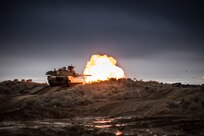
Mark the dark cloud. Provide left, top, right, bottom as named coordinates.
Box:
left=0, top=0, right=203, bottom=83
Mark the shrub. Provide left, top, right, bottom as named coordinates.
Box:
left=189, top=102, right=198, bottom=111
left=144, top=86, right=150, bottom=90
left=26, top=79, right=32, bottom=82
left=167, top=101, right=179, bottom=109
left=14, top=79, right=19, bottom=82
left=191, top=95, right=199, bottom=102
left=200, top=84, right=204, bottom=91
left=21, top=79, right=25, bottom=82
left=181, top=98, right=191, bottom=110
left=201, top=100, right=204, bottom=108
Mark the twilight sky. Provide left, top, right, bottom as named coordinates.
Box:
left=0, top=0, right=204, bottom=84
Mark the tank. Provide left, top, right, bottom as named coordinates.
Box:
left=46, top=65, right=89, bottom=86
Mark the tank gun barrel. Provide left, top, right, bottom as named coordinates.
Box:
left=78, top=74, right=91, bottom=76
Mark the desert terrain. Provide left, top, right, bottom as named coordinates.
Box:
left=0, top=79, right=204, bottom=135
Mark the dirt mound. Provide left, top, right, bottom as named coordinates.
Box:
left=0, top=80, right=47, bottom=95
left=0, top=79, right=203, bottom=121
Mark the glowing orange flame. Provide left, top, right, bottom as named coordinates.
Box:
left=83, top=54, right=125, bottom=83
left=116, top=130, right=122, bottom=136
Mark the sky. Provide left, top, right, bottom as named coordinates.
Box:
left=0, top=0, right=204, bottom=84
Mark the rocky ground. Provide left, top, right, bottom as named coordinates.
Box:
left=0, top=79, right=204, bottom=135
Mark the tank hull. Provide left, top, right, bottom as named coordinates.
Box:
left=47, top=76, right=84, bottom=86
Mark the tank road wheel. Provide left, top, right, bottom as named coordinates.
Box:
left=66, top=80, right=71, bottom=87
left=64, top=76, right=70, bottom=87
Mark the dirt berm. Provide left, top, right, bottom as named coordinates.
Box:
left=0, top=79, right=204, bottom=135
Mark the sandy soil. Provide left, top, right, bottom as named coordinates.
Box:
left=0, top=80, right=204, bottom=135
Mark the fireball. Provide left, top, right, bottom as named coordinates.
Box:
left=83, top=54, right=125, bottom=83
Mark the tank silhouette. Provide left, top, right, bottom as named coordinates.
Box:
left=46, top=65, right=89, bottom=86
